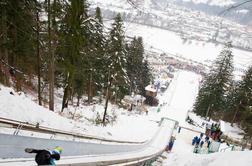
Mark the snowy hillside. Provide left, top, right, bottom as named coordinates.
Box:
left=123, top=22, right=252, bottom=76
left=150, top=118, right=249, bottom=166
left=0, top=84, right=159, bottom=142
left=89, top=0, right=252, bottom=52
left=178, top=0, right=235, bottom=7
left=89, top=0, right=252, bottom=78
left=172, top=0, right=252, bottom=24
left=161, top=140, right=252, bottom=166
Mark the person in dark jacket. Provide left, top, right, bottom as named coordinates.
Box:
left=200, top=133, right=204, bottom=138
left=196, top=137, right=201, bottom=146
left=192, top=136, right=198, bottom=145
left=168, top=139, right=175, bottom=152
left=200, top=140, right=204, bottom=148
left=25, top=146, right=62, bottom=165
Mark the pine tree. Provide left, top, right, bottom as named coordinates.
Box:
left=0, top=0, right=10, bottom=85
left=107, top=13, right=129, bottom=100
left=59, top=0, right=89, bottom=111
left=227, top=66, right=252, bottom=130
left=127, top=37, right=139, bottom=94
left=241, top=109, right=252, bottom=142
left=193, top=42, right=234, bottom=120
left=35, top=0, right=42, bottom=105
left=93, top=6, right=106, bottom=86
left=139, top=60, right=152, bottom=96
left=0, top=0, right=37, bottom=90
left=48, top=0, right=55, bottom=111
left=126, top=36, right=150, bottom=96
left=85, top=6, right=106, bottom=103
left=224, top=80, right=239, bottom=123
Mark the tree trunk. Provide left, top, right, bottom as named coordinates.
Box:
left=250, top=138, right=252, bottom=150
left=13, top=23, right=22, bottom=92
left=231, top=106, right=239, bottom=127
left=88, top=71, right=93, bottom=104
left=103, top=70, right=111, bottom=125
left=77, top=96, right=80, bottom=106
left=1, top=6, right=9, bottom=86
left=36, top=10, right=42, bottom=106
left=48, top=0, right=54, bottom=111
left=61, top=84, right=69, bottom=112
left=61, top=72, right=73, bottom=112
left=61, top=73, right=69, bottom=112
left=205, top=104, right=211, bottom=121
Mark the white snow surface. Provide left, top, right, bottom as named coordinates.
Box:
left=0, top=70, right=202, bottom=142
left=0, top=85, right=158, bottom=142
left=122, top=22, right=252, bottom=75
left=91, top=0, right=235, bottom=8
left=0, top=70, right=250, bottom=165
left=153, top=123, right=251, bottom=166
left=181, top=0, right=235, bottom=7
left=162, top=145, right=252, bottom=166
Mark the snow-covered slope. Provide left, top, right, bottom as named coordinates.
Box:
left=89, top=0, right=252, bottom=78
left=180, top=0, right=235, bottom=7
left=0, top=84, right=159, bottom=142
left=90, top=0, right=252, bottom=49
left=0, top=86, right=77, bottom=131
left=163, top=150, right=252, bottom=166
left=113, top=21, right=251, bottom=78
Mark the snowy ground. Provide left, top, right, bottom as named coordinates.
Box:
left=120, top=22, right=252, bottom=78
left=153, top=128, right=252, bottom=166
left=0, top=69, right=244, bottom=141
left=0, top=84, right=159, bottom=142
left=150, top=115, right=248, bottom=166
left=0, top=69, right=250, bottom=165
left=0, top=70, right=202, bottom=142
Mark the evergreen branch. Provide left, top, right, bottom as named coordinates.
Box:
left=81, top=17, right=111, bottom=30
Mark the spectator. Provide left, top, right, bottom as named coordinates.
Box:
left=200, top=140, right=204, bottom=148
left=192, top=136, right=198, bottom=145
left=167, top=136, right=176, bottom=152
left=178, top=127, right=181, bottom=133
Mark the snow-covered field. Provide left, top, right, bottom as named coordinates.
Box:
left=0, top=1, right=251, bottom=165
left=0, top=85, right=158, bottom=142
left=122, top=22, right=252, bottom=75
left=0, top=70, right=201, bottom=141
left=90, top=0, right=252, bottom=78
left=155, top=129, right=252, bottom=166
left=179, top=0, right=235, bottom=7
left=0, top=69, right=250, bottom=165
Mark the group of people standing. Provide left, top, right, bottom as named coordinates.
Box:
left=192, top=133, right=210, bottom=153
left=205, top=123, right=223, bottom=142
left=192, top=122, right=224, bottom=153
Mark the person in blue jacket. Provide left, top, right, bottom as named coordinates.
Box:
left=192, top=136, right=198, bottom=145
left=196, top=137, right=201, bottom=146
left=25, top=146, right=62, bottom=165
